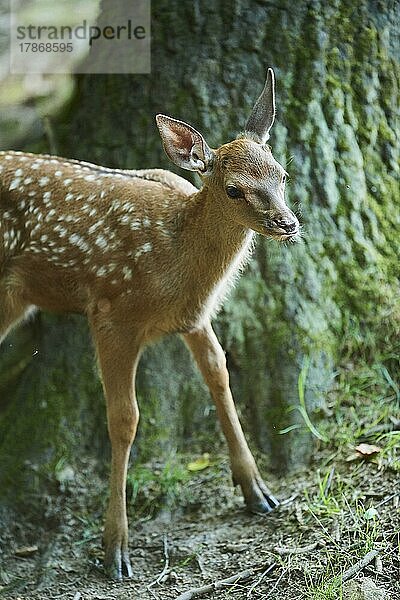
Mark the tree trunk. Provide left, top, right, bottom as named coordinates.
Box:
left=0, top=0, right=398, bottom=498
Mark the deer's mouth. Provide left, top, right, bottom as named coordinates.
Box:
left=261, top=220, right=300, bottom=240
left=265, top=230, right=299, bottom=241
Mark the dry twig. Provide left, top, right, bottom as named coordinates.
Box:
left=375, top=492, right=399, bottom=508
left=266, top=566, right=287, bottom=596
left=280, top=492, right=299, bottom=506
left=246, top=563, right=277, bottom=598
left=342, top=550, right=378, bottom=582
left=174, top=562, right=276, bottom=600
left=147, top=534, right=170, bottom=597
left=274, top=541, right=318, bottom=555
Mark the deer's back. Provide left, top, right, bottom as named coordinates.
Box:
left=0, top=151, right=254, bottom=337
left=0, top=152, right=200, bottom=321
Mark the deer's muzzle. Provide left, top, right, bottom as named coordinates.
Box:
left=264, top=212, right=299, bottom=238
left=271, top=218, right=298, bottom=234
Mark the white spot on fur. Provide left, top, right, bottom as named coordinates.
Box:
left=68, top=234, right=90, bottom=252
left=9, top=178, right=21, bottom=191
left=122, top=202, right=133, bottom=212
left=39, top=177, right=49, bottom=186
left=155, top=219, right=170, bottom=235
left=95, top=235, right=107, bottom=249
left=69, top=234, right=80, bottom=245
left=134, top=242, right=152, bottom=260
left=78, top=239, right=89, bottom=251
left=130, top=220, right=141, bottom=230
left=54, top=225, right=67, bottom=237
left=45, top=209, right=56, bottom=221
left=122, top=266, right=132, bottom=280
left=88, top=221, right=102, bottom=234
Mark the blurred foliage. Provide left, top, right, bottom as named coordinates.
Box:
left=0, top=0, right=98, bottom=147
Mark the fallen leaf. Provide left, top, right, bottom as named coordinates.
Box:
left=355, top=443, right=381, bottom=457
left=187, top=453, right=211, bottom=472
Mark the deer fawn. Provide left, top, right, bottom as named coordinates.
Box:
left=0, top=68, right=299, bottom=580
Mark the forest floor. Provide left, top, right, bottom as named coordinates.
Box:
left=0, top=437, right=399, bottom=600
left=1, top=356, right=400, bottom=600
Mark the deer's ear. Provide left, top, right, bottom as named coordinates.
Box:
left=245, top=68, right=276, bottom=143
left=156, top=115, right=213, bottom=173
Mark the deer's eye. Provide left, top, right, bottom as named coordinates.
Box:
left=226, top=185, right=244, bottom=199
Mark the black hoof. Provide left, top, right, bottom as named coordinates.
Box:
left=244, top=477, right=280, bottom=515
left=247, top=492, right=279, bottom=514
left=104, top=547, right=133, bottom=581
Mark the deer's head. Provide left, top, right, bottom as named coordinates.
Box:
left=156, top=68, right=299, bottom=241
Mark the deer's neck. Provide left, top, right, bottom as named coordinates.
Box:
left=182, top=186, right=253, bottom=265
left=175, top=186, right=255, bottom=324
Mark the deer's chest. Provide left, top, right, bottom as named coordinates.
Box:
left=174, top=231, right=255, bottom=331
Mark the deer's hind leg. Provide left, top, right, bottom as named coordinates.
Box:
left=0, top=280, right=33, bottom=344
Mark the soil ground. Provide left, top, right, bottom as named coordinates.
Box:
left=0, top=445, right=399, bottom=600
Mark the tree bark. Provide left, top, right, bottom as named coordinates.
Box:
left=0, top=0, right=399, bottom=498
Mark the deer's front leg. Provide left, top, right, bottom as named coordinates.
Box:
left=90, top=319, right=142, bottom=580
left=183, top=322, right=279, bottom=514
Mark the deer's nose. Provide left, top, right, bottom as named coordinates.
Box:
left=272, top=218, right=298, bottom=234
